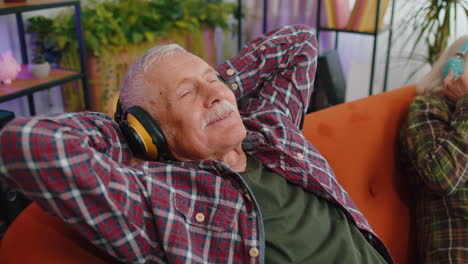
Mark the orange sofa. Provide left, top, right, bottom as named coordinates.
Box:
left=0, top=85, right=418, bottom=264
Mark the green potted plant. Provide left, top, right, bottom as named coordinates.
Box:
left=397, top=1, right=468, bottom=76
left=26, top=16, right=61, bottom=78
left=26, top=0, right=236, bottom=113
left=29, top=50, right=51, bottom=79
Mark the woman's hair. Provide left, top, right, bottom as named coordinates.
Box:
left=119, top=44, right=187, bottom=112
left=417, top=35, right=468, bottom=95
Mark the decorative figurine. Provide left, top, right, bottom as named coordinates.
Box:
left=0, top=51, right=21, bottom=84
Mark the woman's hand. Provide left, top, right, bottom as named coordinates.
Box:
left=443, top=71, right=468, bottom=101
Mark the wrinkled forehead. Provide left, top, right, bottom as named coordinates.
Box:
left=144, top=52, right=212, bottom=94
left=141, top=52, right=212, bottom=110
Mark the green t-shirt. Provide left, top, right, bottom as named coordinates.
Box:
left=240, top=155, right=387, bottom=264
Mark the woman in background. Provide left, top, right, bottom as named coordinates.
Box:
left=399, top=36, right=467, bottom=264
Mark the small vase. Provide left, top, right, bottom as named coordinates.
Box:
left=29, top=62, right=51, bottom=78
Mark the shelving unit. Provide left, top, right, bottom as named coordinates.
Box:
left=0, top=0, right=90, bottom=115
left=316, top=0, right=396, bottom=96
left=236, top=0, right=396, bottom=96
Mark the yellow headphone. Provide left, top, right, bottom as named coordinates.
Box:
left=113, top=96, right=169, bottom=160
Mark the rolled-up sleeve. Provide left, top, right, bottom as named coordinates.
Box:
left=216, top=24, right=318, bottom=129
left=0, top=112, right=164, bottom=263
left=399, top=95, right=467, bottom=195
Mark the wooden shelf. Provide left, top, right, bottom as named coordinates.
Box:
left=318, top=25, right=391, bottom=35
left=0, top=0, right=90, bottom=114
left=0, top=0, right=78, bottom=15
left=0, top=65, right=82, bottom=103
left=316, top=0, right=396, bottom=95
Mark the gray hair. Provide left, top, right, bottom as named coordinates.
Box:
left=119, top=44, right=187, bottom=114
left=417, top=35, right=468, bottom=95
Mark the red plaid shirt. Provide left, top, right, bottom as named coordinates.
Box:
left=0, top=25, right=392, bottom=263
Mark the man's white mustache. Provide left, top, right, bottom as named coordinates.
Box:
left=201, top=101, right=236, bottom=129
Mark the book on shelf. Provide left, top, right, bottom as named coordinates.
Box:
left=346, top=0, right=391, bottom=33
left=322, top=0, right=352, bottom=29
left=345, top=0, right=366, bottom=31
left=360, top=0, right=391, bottom=32
left=323, top=0, right=336, bottom=28
left=333, top=0, right=351, bottom=29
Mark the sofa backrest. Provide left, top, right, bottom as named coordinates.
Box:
left=302, top=85, right=418, bottom=264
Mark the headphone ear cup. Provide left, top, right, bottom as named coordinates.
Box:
left=124, top=106, right=169, bottom=160
left=119, top=121, right=147, bottom=156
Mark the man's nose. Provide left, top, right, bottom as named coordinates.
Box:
left=202, top=81, right=223, bottom=108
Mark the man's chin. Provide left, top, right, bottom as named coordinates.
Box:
left=219, top=126, right=246, bottom=149
left=205, top=124, right=245, bottom=147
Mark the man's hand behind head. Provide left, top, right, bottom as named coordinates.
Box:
left=443, top=72, right=468, bottom=102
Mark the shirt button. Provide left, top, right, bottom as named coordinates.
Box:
left=226, top=68, right=235, bottom=75
left=280, top=165, right=285, bottom=171
left=195, top=213, right=205, bottom=223
left=259, top=45, right=266, bottom=51
left=249, top=247, right=259, bottom=258
left=296, top=153, right=304, bottom=159
left=245, top=193, right=252, bottom=202
left=231, top=83, right=239, bottom=90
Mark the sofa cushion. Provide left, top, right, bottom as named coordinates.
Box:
left=302, top=85, right=417, bottom=264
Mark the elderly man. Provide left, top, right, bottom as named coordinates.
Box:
left=0, top=25, right=391, bottom=263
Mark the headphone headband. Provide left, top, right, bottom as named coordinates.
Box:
left=114, top=97, right=123, bottom=123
